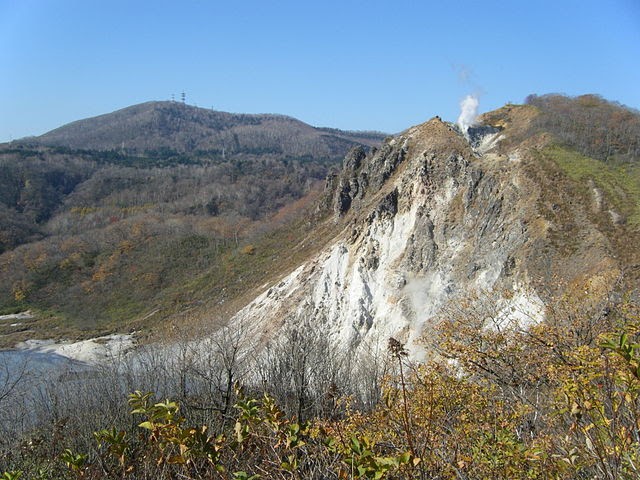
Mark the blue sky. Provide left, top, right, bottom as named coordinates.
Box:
left=1, top=0, right=639, bottom=141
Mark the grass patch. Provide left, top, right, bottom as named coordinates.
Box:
left=544, top=145, right=640, bottom=227
left=0, top=305, right=28, bottom=316
left=0, top=307, right=87, bottom=348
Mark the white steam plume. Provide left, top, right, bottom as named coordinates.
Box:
left=457, top=94, right=479, bottom=135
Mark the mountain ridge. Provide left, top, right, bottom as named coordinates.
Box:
left=223, top=101, right=640, bottom=358
left=3, top=94, right=640, bottom=480
left=17, top=101, right=386, bottom=157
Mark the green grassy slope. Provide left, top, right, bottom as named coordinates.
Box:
left=544, top=145, right=640, bottom=228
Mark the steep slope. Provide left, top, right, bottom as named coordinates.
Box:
left=224, top=104, right=637, bottom=357
left=23, top=101, right=385, bottom=156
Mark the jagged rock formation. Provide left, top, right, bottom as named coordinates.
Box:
left=227, top=105, right=630, bottom=357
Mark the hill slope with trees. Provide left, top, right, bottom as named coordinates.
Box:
left=0, top=103, right=385, bottom=343
left=24, top=101, right=384, bottom=156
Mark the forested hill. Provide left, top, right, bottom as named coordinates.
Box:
left=3, top=94, right=638, bottom=349
left=19, top=101, right=385, bottom=157
left=524, top=93, right=640, bottom=162
left=0, top=102, right=386, bottom=343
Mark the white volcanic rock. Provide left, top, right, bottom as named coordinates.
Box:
left=224, top=111, right=621, bottom=359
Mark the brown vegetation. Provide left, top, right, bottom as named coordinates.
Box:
left=1, top=293, right=639, bottom=479
left=525, top=94, right=640, bottom=163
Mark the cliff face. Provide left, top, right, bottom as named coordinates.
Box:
left=227, top=106, right=624, bottom=357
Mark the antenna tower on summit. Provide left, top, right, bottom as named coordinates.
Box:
left=181, top=92, right=186, bottom=104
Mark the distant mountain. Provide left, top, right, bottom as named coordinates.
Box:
left=22, top=101, right=385, bottom=158
left=0, top=102, right=386, bottom=344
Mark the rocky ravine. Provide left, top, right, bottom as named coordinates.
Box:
left=226, top=107, right=622, bottom=358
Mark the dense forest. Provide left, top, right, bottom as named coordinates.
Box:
left=0, top=145, right=345, bottom=340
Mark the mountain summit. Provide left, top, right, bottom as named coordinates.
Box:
left=26, top=101, right=384, bottom=157
left=226, top=97, right=640, bottom=357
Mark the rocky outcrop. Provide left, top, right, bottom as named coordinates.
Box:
left=227, top=111, right=623, bottom=358
left=333, top=146, right=367, bottom=216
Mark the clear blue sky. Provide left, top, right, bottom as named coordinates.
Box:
left=1, top=0, right=639, bottom=142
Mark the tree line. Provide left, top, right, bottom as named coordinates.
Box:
left=525, top=94, right=640, bottom=163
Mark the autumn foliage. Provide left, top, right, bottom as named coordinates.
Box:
left=1, top=295, right=639, bottom=479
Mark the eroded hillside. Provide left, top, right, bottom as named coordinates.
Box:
left=225, top=101, right=639, bottom=357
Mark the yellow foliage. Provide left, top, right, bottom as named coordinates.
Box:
left=130, top=221, right=146, bottom=238
left=59, top=252, right=83, bottom=270
left=24, top=249, right=48, bottom=271
left=118, top=240, right=134, bottom=254
left=331, top=361, right=556, bottom=479
left=70, top=206, right=98, bottom=216
left=92, top=265, right=111, bottom=282
left=81, top=280, right=94, bottom=293
left=12, top=280, right=29, bottom=301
